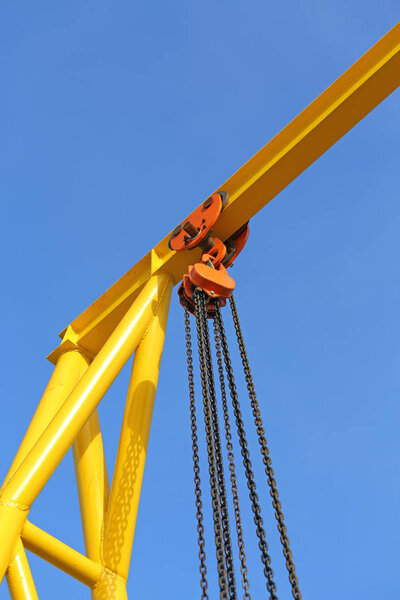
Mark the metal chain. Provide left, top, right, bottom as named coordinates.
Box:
left=213, top=304, right=278, bottom=600
left=213, top=314, right=252, bottom=600
left=193, top=290, right=228, bottom=599
left=184, top=304, right=209, bottom=599
left=229, top=294, right=302, bottom=600
left=197, top=292, right=237, bottom=600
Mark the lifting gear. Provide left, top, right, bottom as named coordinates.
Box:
left=171, top=197, right=301, bottom=600
left=184, top=293, right=302, bottom=600
left=170, top=191, right=249, bottom=316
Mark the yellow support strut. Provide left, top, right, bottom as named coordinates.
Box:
left=21, top=521, right=102, bottom=588
left=73, top=410, right=110, bottom=565
left=103, top=281, right=171, bottom=579
left=5, top=539, right=38, bottom=600
left=2, top=345, right=91, bottom=599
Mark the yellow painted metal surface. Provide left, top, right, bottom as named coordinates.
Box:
left=22, top=521, right=102, bottom=587
left=48, top=21, right=400, bottom=359
left=102, top=279, right=172, bottom=580
left=73, top=410, right=109, bottom=564
left=1, top=348, right=90, bottom=598
left=3, top=349, right=90, bottom=488
left=91, top=573, right=128, bottom=600
left=6, top=539, right=38, bottom=600
left=0, top=273, right=172, bottom=582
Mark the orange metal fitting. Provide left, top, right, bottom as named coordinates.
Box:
left=168, top=192, right=228, bottom=252
left=170, top=192, right=249, bottom=315
left=223, top=222, right=249, bottom=268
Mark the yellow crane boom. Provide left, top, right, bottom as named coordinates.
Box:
left=48, top=20, right=400, bottom=361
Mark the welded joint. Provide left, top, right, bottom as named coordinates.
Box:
left=47, top=327, right=95, bottom=365
left=91, top=565, right=127, bottom=594
left=0, top=497, right=30, bottom=513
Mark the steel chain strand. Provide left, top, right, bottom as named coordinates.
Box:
left=193, top=290, right=228, bottom=599
left=184, top=304, right=209, bottom=599
left=213, top=314, right=252, bottom=600
left=198, top=293, right=237, bottom=600
left=213, top=304, right=278, bottom=600
left=229, top=295, right=302, bottom=600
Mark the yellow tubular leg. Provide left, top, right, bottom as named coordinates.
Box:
left=3, top=349, right=91, bottom=488
left=73, top=409, right=109, bottom=562
left=102, top=274, right=172, bottom=582
left=6, top=539, right=38, bottom=600
left=2, top=348, right=90, bottom=596
left=0, top=273, right=172, bottom=583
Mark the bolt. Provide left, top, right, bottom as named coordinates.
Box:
left=203, top=197, right=213, bottom=209
left=183, top=221, right=198, bottom=237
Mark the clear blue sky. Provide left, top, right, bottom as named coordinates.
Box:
left=1, top=2, right=399, bottom=599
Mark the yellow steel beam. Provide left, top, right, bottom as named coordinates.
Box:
left=21, top=521, right=102, bottom=588
left=48, top=21, right=400, bottom=361
left=1, top=347, right=90, bottom=598
left=73, top=410, right=109, bottom=565
left=6, top=539, right=38, bottom=600
left=102, top=279, right=171, bottom=581
left=3, top=350, right=90, bottom=488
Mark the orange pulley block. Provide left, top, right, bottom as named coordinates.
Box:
left=169, top=191, right=249, bottom=316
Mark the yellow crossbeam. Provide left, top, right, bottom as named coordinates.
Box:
left=22, top=521, right=102, bottom=587
left=49, top=21, right=400, bottom=360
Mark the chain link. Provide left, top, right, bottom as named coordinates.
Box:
left=197, top=292, right=237, bottom=600
left=213, top=314, right=252, bottom=600
left=193, top=291, right=228, bottom=599
left=184, top=304, right=209, bottom=599
left=229, top=295, right=302, bottom=600
left=213, top=303, right=278, bottom=600
left=185, top=289, right=301, bottom=600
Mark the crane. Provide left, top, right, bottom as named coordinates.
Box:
left=0, top=20, right=399, bottom=600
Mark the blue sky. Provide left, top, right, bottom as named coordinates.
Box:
left=1, top=2, right=399, bottom=599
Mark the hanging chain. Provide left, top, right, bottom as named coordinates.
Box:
left=184, top=304, right=209, bottom=599
left=213, top=315, right=252, bottom=600
left=213, top=304, right=278, bottom=600
left=197, top=292, right=237, bottom=600
left=193, top=290, right=228, bottom=599
left=229, top=295, right=302, bottom=600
